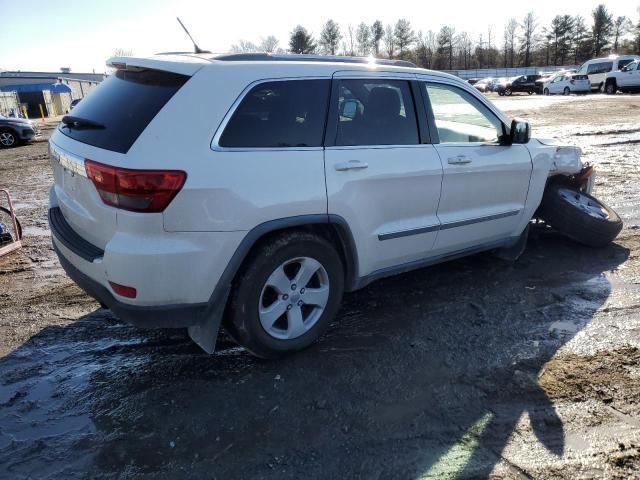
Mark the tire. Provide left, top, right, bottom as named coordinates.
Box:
left=543, top=88, right=550, bottom=95
left=0, top=129, right=18, bottom=148
left=498, top=91, right=505, bottom=96
left=605, top=82, right=617, bottom=95
left=528, top=90, right=533, bottom=95
left=505, top=88, right=512, bottom=96
left=227, top=232, right=344, bottom=358
left=0, top=206, right=22, bottom=240
left=563, top=87, right=570, bottom=96
left=538, top=183, right=623, bottom=248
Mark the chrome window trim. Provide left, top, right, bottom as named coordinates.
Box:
left=210, top=76, right=330, bottom=152
left=377, top=209, right=521, bottom=241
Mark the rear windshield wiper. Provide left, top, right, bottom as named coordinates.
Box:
left=61, top=115, right=105, bottom=129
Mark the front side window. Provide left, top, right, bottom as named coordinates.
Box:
left=335, top=79, right=419, bottom=146
left=425, top=83, right=504, bottom=144
left=618, top=59, right=634, bottom=70
left=219, top=80, right=330, bottom=148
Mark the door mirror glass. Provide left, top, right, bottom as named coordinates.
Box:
left=510, top=119, right=530, bottom=144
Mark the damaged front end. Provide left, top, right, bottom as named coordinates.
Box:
left=538, top=140, right=595, bottom=193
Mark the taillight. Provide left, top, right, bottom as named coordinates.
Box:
left=84, top=160, right=186, bottom=213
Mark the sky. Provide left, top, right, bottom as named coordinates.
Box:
left=0, top=0, right=638, bottom=73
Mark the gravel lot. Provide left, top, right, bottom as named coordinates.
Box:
left=1, top=93, right=639, bottom=479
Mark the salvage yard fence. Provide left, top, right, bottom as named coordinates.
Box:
left=444, top=65, right=579, bottom=80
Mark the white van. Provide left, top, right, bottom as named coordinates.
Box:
left=576, top=55, right=640, bottom=91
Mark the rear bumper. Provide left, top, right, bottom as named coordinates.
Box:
left=54, top=242, right=208, bottom=328
left=49, top=206, right=211, bottom=329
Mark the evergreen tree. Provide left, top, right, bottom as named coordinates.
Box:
left=370, top=20, right=384, bottom=56
left=289, top=25, right=316, bottom=54
left=591, top=4, right=613, bottom=56
left=394, top=19, right=416, bottom=58
left=356, top=22, right=371, bottom=56
left=319, top=20, right=341, bottom=55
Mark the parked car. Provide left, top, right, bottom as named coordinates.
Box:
left=473, top=79, right=490, bottom=92
left=576, top=55, right=640, bottom=92
left=48, top=53, right=622, bottom=358
left=540, top=73, right=590, bottom=95
left=496, top=75, right=540, bottom=96
left=0, top=114, right=39, bottom=148
left=69, top=99, right=82, bottom=111
left=604, top=60, right=640, bottom=94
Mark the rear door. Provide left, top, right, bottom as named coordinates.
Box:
left=418, top=79, right=532, bottom=254
left=324, top=73, right=443, bottom=277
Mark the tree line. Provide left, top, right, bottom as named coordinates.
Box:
left=231, top=4, right=640, bottom=70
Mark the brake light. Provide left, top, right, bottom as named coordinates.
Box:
left=85, top=160, right=186, bottom=212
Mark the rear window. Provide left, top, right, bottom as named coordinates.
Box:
left=573, top=74, right=589, bottom=80
left=58, top=69, right=189, bottom=154
left=587, top=62, right=613, bottom=75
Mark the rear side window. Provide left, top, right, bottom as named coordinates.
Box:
left=335, top=79, right=419, bottom=146
left=587, top=62, right=613, bottom=75
left=59, top=69, right=189, bottom=154
left=219, top=80, right=330, bottom=148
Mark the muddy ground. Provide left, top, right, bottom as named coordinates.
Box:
left=1, top=94, right=640, bottom=479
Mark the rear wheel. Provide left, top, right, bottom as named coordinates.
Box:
left=0, top=130, right=18, bottom=148
left=543, top=88, right=550, bottom=95
left=505, top=88, right=512, bottom=96
left=528, top=90, right=534, bottom=95
left=538, top=183, right=623, bottom=247
left=563, top=87, right=570, bottom=96
left=227, top=232, right=344, bottom=358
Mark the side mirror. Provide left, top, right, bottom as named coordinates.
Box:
left=510, top=119, right=531, bottom=144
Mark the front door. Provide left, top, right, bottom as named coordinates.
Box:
left=419, top=81, right=533, bottom=254
left=324, top=75, right=443, bottom=277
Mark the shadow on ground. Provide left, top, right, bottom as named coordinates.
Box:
left=0, top=228, right=630, bottom=479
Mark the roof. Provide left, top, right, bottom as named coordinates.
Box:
left=0, top=83, right=72, bottom=94
left=210, top=53, right=417, bottom=68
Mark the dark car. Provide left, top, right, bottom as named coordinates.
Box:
left=496, top=75, right=540, bottom=96
left=69, top=98, right=81, bottom=111
left=0, top=114, right=39, bottom=148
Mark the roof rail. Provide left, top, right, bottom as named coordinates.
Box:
left=211, top=53, right=417, bottom=68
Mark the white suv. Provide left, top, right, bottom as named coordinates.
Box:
left=604, top=60, right=640, bottom=94
left=49, top=53, right=622, bottom=357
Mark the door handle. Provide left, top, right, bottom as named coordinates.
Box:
left=334, top=160, right=369, bottom=171
left=447, top=155, right=472, bottom=165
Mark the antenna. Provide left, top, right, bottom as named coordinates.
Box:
left=176, top=17, right=210, bottom=54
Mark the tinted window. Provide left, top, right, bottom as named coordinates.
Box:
left=587, top=62, right=613, bottom=75
left=425, top=83, right=504, bottom=144
left=220, top=80, right=330, bottom=148
left=618, top=59, right=634, bottom=69
left=59, top=69, right=189, bottom=154
left=335, top=79, right=418, bottom=146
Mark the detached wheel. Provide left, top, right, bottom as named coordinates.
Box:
left=0, top=130, right=18, bottom=148
left=539, top=184, right=622, bottom=247
left=227, top=232, right=344, bottom=358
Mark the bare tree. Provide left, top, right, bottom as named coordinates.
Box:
left=230, top=40, right=259, bottom=53
left=342, top=24, right=356, bottom=56
left=519, top=12, right=537, bottom=67
left=356, top=22, right=371, bottom=56
left=260, top=36, right=280, bottom=53
left=383, top=24, right=395, bottom=58
left=319, top=20, right=342, bottom=55
left=505, top=19, right=518, bottom=67
left=612, top=16, right=632, bottom=51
